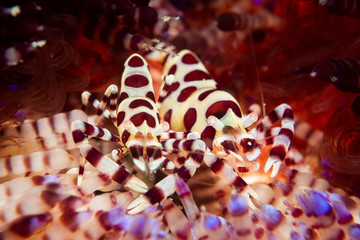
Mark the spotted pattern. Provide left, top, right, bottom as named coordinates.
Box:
left=159, top=49, right=295, bottom=182
left=117, top=111, right=126, bottom=126
left=201, top=126, right=216, bottom=149
left=182, top=53, right=198, bottom=64
left=130, top=112, right=156, bottom=128
left=198, top=89, right=217, bottom=101
left=164, top=109, right=172, bottom=124
left=129, top=99, right=154, bottom=110
left=183, top=108, right=197, bottom=131
left=146, top=91, right=155, bottom=101
left=119, top=92, right=129, bottom=103
left=205, top=101, right=242, bottom=119
left=124, top=74, right=149, bottom=88
left=177, top=86, right=197, bottom=102
left=128, top=55, right=144, bottom=67
left=168, top=65, right=177, bottom=75
left=184, top=70, right=211, bottom=82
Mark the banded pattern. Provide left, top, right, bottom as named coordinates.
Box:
left=0, top=149, right=73, bottom=177
left=0, top=110, right=88, bottom=156
left=158, top=49, right=294, bottom=177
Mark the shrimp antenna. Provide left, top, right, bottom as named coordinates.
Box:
left=249, top=33, right=266, bottom=118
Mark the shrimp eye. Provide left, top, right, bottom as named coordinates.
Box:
left=240, top=138, right=257, bottom=153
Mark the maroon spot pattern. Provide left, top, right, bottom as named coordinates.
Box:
left=198, top=89, right=217, bottom=101
left=164, top=109, right=172, bottom=124
left=128, top=55, right=144, bottom=67
left=164, top=82, right=180, bottom=100
left=184, top=70, right=211, bottom=82
left=201, top=126, right=216, bottom=149
left=121, top=130, right=130, bottom=144
left=119, top=92, right=129, bottom=103
left=117, top=111, right=126, bottom=126
left=177, top=86, right=197, bottom=102
left=146, top=91, right=155, bottom=101
left=125, top=74, right=149, bottom=88
left=291, top=208, right=303, bottom=218
left=129, top=99, right=154, bottom=109
left=130, top=112, right=156, bottom=127
left=182, top=53, right=198, bottom=64
left=168, top=64, right=177, bottom=75
left=205, top=100, right=242, bottom=119
left=183, top=108, right=197, bottom=131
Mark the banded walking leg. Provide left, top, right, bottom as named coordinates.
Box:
left=71, top=120, right=121, bottom=183
left=127, top=139, right=206, bottom=214
left=81, top=84, right=118, bottom=125
left=75, top=141, right=148, bottom=193
left=250, top=103, right=294, bottom=177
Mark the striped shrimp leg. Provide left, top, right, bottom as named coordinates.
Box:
left=163, top=200, right=195, bottom=240
left=43, top=192, right=132, bottom=240
left=177, top=177, right=236, bottom=239
left=92, top=84, right=118, bottom=124
left=71, top=121, right=120, bottom=146
left=162, top=139, right=206, bottom=181
left=0, top=149, right=73, bottom=177
left=0, top=110, right=87, bottom=154
left=127, top=139, right=207, bottom=214
left=73, top=142, right=148, bottom=193
left=228, top=193, right=257, bottom=240
left=71, top=120, right=121, bottom=184
left=0, top=175, right=61, bottom=205
left=0, top=180, right=78, bottom=228
left=203, top=151, right=256, bottom=196
left=175, top=178, right=210, bottom=240
left=81, top=89, right=115, bottom=124
left=250, top=103, right=294, bottom=177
